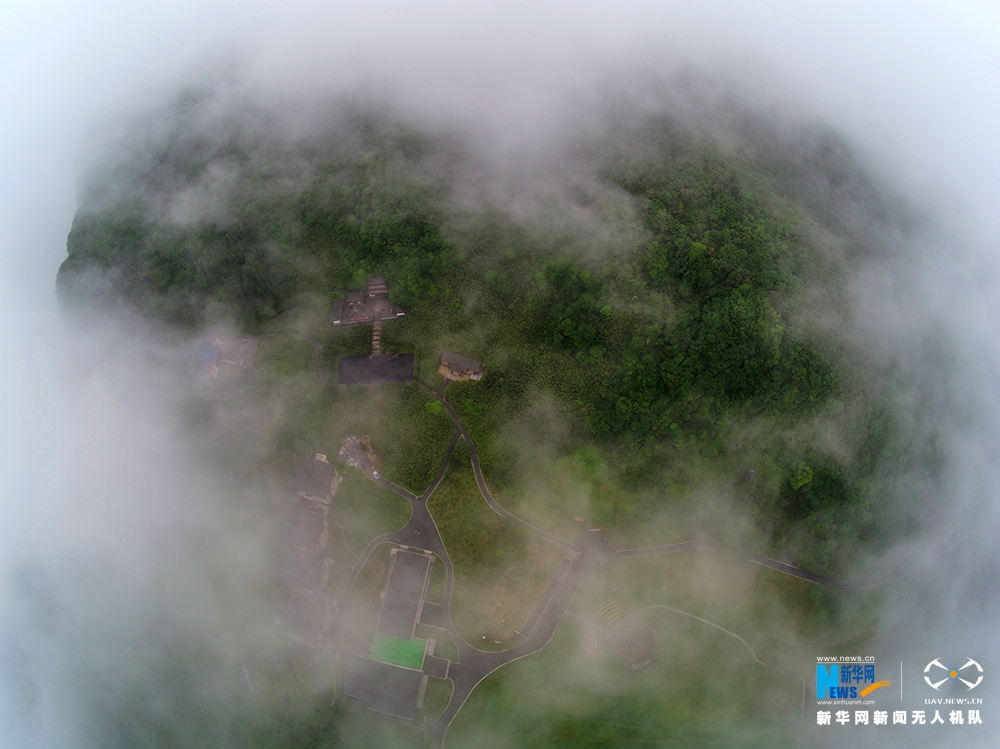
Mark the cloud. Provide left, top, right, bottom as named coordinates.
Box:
left=1, top=2, right=999, bottom=748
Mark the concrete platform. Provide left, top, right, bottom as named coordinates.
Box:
left=344, top=654, right=424, bottom=720
left=377, top=550, right=432, bottom=640
left=337, top=354, right=414, bottom=385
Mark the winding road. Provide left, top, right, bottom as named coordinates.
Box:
left=322, top=378, right=903, bottom=746
left=419, top=383, right=903, bottom=590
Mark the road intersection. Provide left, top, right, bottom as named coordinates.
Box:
left=325, top=380, right=902, bottom=745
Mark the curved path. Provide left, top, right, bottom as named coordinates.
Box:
left=616, top=541, right=904, bottom=590
left=419, top=383, right=575, bottom=552
left=614, top=603, right=805, bottom=726
left=329, top=427, right=462, bottom=639
left=322, top=409, right=609, bottom=745
left=326, top=379, right=903, bottom=746
left=421, top=382, right=903, bottom=590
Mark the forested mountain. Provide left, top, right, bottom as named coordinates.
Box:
left=57, top=87, right=917, bottom=582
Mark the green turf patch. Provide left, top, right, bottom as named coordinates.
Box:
left=370, top=633, right=427, bottom=670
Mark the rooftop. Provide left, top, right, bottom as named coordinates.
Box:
left=337, top=354, right=414, bottom=386
left=294, top=456, right=339, bottom=501
left=282, top=547, right=326, bottom=592
left=377, top=549, right=432, bottom=640
left=438, top=349, right=485, bottom=381
left=343, top=654, right=424, bottom=720
left=331, top=278, right=405, bottom=327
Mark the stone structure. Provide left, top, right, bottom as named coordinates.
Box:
left=339, top=435, right=374, bottom=474
left=330, top=277, right=405, bottom=332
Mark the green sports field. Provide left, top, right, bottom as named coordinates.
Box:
left=370, top=633, right=427, bottom=670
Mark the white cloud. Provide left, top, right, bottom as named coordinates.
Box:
left=1, top=2, right=998, bottom=747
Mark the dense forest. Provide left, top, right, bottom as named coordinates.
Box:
left=57, top=88, right=917, bottom=582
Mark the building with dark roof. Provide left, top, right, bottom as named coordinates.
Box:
left=294, top=454, right=342, bottom=505
left=343, top=655, right=424, bottom=720
left=376, top=549, right=432, bottom=640
left=342, top=548, right=438, bottom=720
left=438, top=350, right=485, bottom=381
left=336, top=353, right=414, bottom=385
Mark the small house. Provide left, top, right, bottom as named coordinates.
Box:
left=438, top=350, right=485, bottom=381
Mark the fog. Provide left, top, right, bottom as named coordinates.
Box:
left=1, top=2, right=999, bottom=748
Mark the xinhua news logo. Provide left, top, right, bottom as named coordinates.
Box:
left=817, top=661, right=891, bottom=700
left=924, top=659, right=984, bottom=691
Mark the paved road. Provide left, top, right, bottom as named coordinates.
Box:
left=419, top=380, right=903, bottom=744
left=422, top=381, right=902, bottom=589
left=615, top=541, right=904, bottom=590
left=327, top=379, right=903, bottom=746
left=328, top=429, right=461, bottom=642
left=419, top=384, right=576, bottom=552
left=323, top=401, right=605, bottom=746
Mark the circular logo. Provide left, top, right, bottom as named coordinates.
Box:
left=924, top=658, right=984, bottom=690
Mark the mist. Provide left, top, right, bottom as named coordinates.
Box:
left=2, top=2, right=999, bottom=748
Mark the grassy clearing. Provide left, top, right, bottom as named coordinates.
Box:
left=425, top=438, right=570, bottom=648
left=425, top=554, right=447, bottom=605
left=427, top=441, right=527, bottom=578
left=332, top=478, right=412, bottom=551
left=572, top=552, right=881, bottom=659
left=255, top=334, right=317, bottom=376
left=374, top=387, right=456, bottom=492
left=447, top=605, right=802, bottom=749
left=489, top=455, right=610, bottom=545
left=571, top=553, right=761, bottom=634
left=303, top=383, right=455, bottom=494
left=426, top=440, right=532, bottom=646
left=479, top=541, right=569, bottom=641
left=254, top=379, right=454, bottom=495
